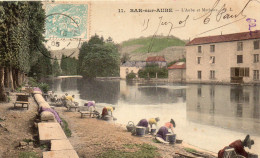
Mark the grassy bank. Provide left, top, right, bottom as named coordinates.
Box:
left=99, top=143, right=160, bottom=158
left=19, top=152, right=39, bottom=158
left=121, top=36, right=185, bottom=53
left=61, top=118, right=72, bottom=137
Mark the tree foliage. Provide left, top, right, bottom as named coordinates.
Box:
left=52, top=57, right=61, bottom=77
left=121, top=53, right=131, bottom=64
left=77, top=35, right=105, bottom=74
left=78, top=35, right=120, bottom=78
left=60, top=55, right=78, bottom=75
left=29, top=46, right=52, bottom=80
left=126, top=72, right=136, bottom=80
left=0, top=1, right=50, bottom=74
left=0, top=1, right=52, bottom=101
left=138, top=64, right=168, bottom=78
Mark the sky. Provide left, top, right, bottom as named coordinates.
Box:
left=43, top=0, right=260, bottom=49
left=89, top=0, right=260, bottom=43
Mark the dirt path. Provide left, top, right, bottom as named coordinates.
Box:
left=0, top=93, right=217, bottom=158
left=0, top=93, right=41, bottom=158
left=55, top=107, right=217, bottom=158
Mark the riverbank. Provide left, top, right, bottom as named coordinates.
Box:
left=130, top=78, right=260, bottom=86
left=49, top=75, right=260, bottom=86
left=56, top=75, right=83, bottom=79
left=54, top=106, right=217, bottom=158
left=0, top=92, right=42, bottom=158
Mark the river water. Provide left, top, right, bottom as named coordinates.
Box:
left=47, top=78, right=260, bottom=155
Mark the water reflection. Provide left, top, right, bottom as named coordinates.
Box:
left=77, top=79, right=120, bottom=105
left=253, top=87, right=260, bottom=119
left=61, top=78, right=78, bottom=91
left=120, top=82, right=186, bottom=104
left=46, top=78, right=260, bottom=154
left=186, top=84, right=260, bottom=135
left=46, top=79, right=62, bottom=92
left=47, top=79, right=260, bottom=126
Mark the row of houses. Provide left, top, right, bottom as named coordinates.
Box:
left=120, top=56, right=167, bottom=79
left=120, top=30, right=260, bottom=84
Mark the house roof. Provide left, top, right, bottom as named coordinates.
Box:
left=146, top=56, right=166, bottom=62
left=187, top=30, right=260, bottom=46
left=168, top=62, right=186, bottom=69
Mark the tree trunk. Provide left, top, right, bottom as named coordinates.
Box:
left=0, top=66, right=7, bottom=102
left=12, top=68, right=17, bottom=89
left=21, top=73, right=25, bottom=84
left=4, top=67, right=9, bottom=88
left=15, top=69, right=20, bottom=88
left=17, top=70, right=22, bottom=87
left=9, top=67, right=14, bottom=92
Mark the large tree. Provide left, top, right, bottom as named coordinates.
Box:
left=77, top=34, right=105, bottom=74
left=52, top=57, right=61, bottom=77
left=80, top=36, right=120, bottom=78
left=60, top=55, right=78, bottom=76
left=29, top=46, right=52, bottom=80
left=0, top=1, right=50, bottom=101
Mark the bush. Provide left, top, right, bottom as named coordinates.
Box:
left=126, top=72, right=136, bottom=80
left=28, top=77, right=38, bottom=87
left=16, top=86, right=22, bottom=92
left=138, top=64, right=168, bottom=78
left=19, top=152, right=39, bottom=158
left=38, top=82, right=50, bottom=93
left=157, top=68, right=168, bottom=78
left=137, top=69, right=147, bottom=79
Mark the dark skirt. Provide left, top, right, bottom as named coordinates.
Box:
left=156, top=126, right=169, bottom=141
left=101, top=107, right=108, bottom=117
left=137, top=119, right=148, bottom=127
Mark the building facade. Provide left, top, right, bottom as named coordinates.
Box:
left=120, top=61, right=146, bottom=79
left=146, top=56, right=167, bottom=68
left=168, top=62, right=186, bottom=82
left=186, top=31, right=260, bottom=84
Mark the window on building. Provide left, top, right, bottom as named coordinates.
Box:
left=237, top=42, right=243, bottom=51
left=198, top=71, right=202, bottom=79
left=254, top=54, right=259, bottom=63
left=197, top=102, right=201, bottom=111
left=210, top=102, right=215, bottom=114
left=197, top=87, right=201, bottom=97
left=210, top=56, right=215, bottom=64
left=210, top=70, right=215, bottom=79
left=238, top=67, right=249, bottom=77
left=231, top=67, right=249, bottom=77
left=239, top=68, right=245, bottom=77
left=245, top=68, right=249, bottom=77
left=237, top=55, right=243, bottom=63
left=210, top=87, right=215, bottom=98
left=243, top=92, right=250, bottom=103
left=197, top=57, right=201, bottom=64
left=253, top=70, right=259, bottom=80
left=210, top=45, right=215, bottom=52
left=198, top=46, right=202, bottom=53
left=254, top=40, right=260, bottom=50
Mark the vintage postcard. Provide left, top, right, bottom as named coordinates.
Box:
left=0, top=0, right=259, bottom=157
